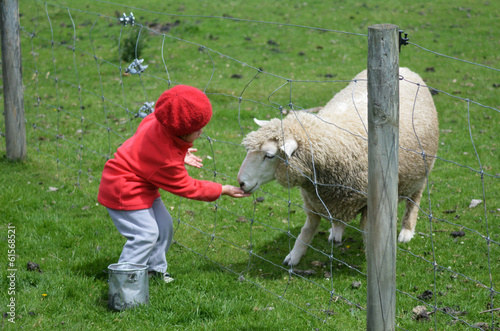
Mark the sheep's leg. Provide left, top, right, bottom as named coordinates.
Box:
left=359, top=206, right=368, bottom=230
left=328, top=222, right=346, bottom=243
left=283, top=209, right=321, bottom=266
left=359, top=207, right=368, bottom=245
left=330, top=208, right=368, bottom=245
left=398, top=184, right=425, bottom=243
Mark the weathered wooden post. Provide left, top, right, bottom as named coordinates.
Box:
left=366, top=24, right=399, bottom=331
left=1, top=0, right=26, bottom=160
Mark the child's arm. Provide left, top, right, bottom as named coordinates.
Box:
left=221, top=185, right=251, bottom=198
left=183, top=150, right=249, bottom=198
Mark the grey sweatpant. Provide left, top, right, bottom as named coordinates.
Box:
left=107, top=198, right=173, bottom=273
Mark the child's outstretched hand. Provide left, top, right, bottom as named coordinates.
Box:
left=221, top=185, right=252, bottom=198
left=184, top=148, right=203, bottom=168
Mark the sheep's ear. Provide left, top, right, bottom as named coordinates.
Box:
left=254, top=118, right=269, bottom=127
left=280, top=138, right=298, bottom=158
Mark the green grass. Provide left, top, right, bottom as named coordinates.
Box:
left=1, top=0, right=499, bottom=329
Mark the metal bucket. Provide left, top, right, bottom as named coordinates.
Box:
left=108, top=262, right=149, bottom=311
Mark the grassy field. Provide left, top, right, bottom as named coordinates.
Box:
left=1, top=0, right=499, bottom=330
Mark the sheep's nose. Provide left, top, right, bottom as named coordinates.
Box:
left=239, top=182, right=245, bottom=188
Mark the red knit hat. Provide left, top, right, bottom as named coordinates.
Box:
left=154, top=85, right=212, bottom=136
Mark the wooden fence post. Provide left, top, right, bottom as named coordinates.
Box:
left=366, top=24, right=399, bottom=331
left=1, top=0, right=26, bottom=160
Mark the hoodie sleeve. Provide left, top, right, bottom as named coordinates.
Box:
left=147, top=162, right=223, bottom=202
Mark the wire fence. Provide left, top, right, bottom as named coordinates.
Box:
left=1, top=0, right=499, bottom=329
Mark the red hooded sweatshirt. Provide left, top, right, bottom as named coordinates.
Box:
left=98, top=114, right=222, bottom=210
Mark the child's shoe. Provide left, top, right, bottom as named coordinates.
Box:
left=148, top=271, right=174, bottom=283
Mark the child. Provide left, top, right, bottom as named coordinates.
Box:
left=98, top=85, right=250, bottom=282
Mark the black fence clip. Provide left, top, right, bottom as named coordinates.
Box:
left=399, top=29, right=409, bottom=52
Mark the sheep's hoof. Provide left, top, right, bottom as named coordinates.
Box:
left=328, top=227, right=343, bottom=243
left=398, top=229, right=414, bottom=243
left=283, top=253, right=300, bottom=266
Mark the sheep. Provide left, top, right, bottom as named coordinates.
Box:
left=237, top=67, right=439, bottom=266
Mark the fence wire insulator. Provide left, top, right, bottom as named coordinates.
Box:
left=399, top=29, right=409, bottom=52
left=136, top=101, right=155, bottom=118
left=125, top=58, right=148, bottom=75
left=119, top=12, right=135, bottom=26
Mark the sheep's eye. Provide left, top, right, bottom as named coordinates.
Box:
left=264, top=153, right=275, bottom=159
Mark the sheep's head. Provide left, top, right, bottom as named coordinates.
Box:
left=237, top=119, right=298, bottom=193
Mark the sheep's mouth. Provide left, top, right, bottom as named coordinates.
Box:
left=244, top=183, right=259, bottom=193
